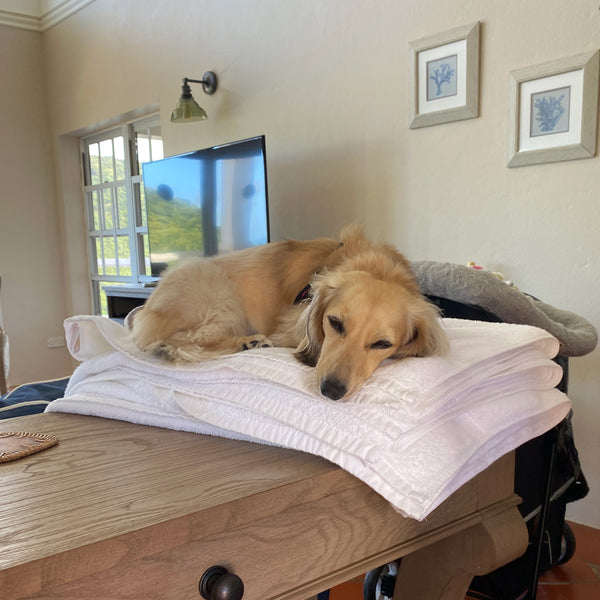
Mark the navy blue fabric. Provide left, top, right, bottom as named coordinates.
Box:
left=0, top=377, right=69, bottom=420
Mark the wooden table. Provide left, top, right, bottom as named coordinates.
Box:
left=0, top=413, right=528, bottom=600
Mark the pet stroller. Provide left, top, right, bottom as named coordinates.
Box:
left=358, top=261, right=596, bottom=600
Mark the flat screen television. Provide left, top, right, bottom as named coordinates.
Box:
left=142, top=135, right=270, bottom=276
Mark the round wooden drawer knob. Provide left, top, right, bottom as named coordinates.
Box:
left=199, top=565, right=244, bottom=600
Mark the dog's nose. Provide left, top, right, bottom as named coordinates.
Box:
left=320, top=376, right=347, bottom=400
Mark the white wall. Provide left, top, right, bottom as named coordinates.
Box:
left=0, top=24, right=73, bottom=384
left=7, top=0, right=600, bottom=526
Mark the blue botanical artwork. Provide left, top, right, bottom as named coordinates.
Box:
left=426, top=54, right=458, bottom=101
left=530, top=86, right=571, bottom=137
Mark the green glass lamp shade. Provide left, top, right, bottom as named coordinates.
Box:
left=170, top=73, right=217, bottom=122
left=171, top=97, right=207, bottom=122
left=171, top=81, right=208, bottom=122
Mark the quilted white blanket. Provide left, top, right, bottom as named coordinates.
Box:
left=46, top=315, right=570, bottom=520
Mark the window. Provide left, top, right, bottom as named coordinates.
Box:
left=81, top=116, right=163, bottom=315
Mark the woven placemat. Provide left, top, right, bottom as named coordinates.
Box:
left=0, top=432, right=58, bottom=463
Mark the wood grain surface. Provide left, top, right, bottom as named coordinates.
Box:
left=0, top=413, right=525, bottom=600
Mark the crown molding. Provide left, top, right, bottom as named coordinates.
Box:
left=0, top=0, right=95, bottom=32
left=0, top=8, right=39, bottom=31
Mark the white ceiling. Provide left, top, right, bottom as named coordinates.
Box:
left=0, top=0, right=95, bottom=31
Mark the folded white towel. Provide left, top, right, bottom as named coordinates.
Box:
left=47, top=315, right=570, bottom=520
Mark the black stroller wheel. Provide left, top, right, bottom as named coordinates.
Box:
left=556, top=522, right=576, bottom=565
left=363, top=560, right=400, bottom=600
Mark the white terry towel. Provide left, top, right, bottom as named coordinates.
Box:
left=47, top=315, right=570, bottom=521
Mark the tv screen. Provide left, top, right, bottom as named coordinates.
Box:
left=142, top=135, right=269, bottom=276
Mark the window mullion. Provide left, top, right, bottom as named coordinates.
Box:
left=123, top=124, right=140, bottom=282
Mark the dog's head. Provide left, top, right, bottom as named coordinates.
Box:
left=294, top=233, right=448, bottom=400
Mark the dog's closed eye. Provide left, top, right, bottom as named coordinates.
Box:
left=370, top=339, right=393, bottom=350
left=327, top=315, right=346, bottom=335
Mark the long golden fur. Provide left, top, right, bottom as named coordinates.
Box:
left=132, top=225, right=448, bottom=400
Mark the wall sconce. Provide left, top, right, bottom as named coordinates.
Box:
left=171, top=71, right=218, bottom=122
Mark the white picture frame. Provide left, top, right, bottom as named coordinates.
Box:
left=508, top=50, right=599, bottom=167
left=409, top=22, right=480, bottom=129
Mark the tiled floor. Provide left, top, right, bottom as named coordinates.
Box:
left=534, top=521, right=600, bottom=599
left=328, top=521, right=600, bottom=600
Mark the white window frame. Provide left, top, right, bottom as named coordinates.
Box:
left=81, top=115, right=162, bottom=315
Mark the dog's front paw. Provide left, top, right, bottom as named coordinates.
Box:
left=240, top=335, right=272, bottom=351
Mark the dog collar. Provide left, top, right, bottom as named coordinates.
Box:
left=294, top=283, right=312, bottom=305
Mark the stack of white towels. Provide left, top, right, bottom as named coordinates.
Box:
left=47, top=315, right=570, bottom=521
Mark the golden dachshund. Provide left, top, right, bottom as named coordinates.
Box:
left=132, top=225, right=448, bottom=400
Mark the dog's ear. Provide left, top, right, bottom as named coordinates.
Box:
left=294, top=278, right=333, bottom=366
left=394, top=299, right=449, bottom=359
